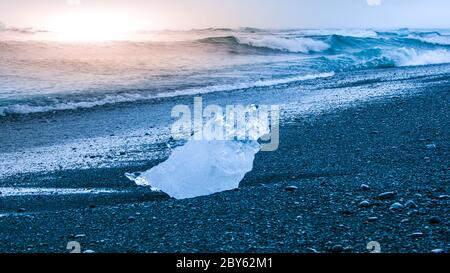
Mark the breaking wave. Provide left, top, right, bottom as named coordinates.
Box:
left=389, top=48, right=450, bottom=67
left=200, top=35, right=330, bottom=53
left=235, top=36, right=330, bottom=53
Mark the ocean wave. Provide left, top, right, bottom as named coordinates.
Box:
left=409, top=35, right=450, bottom=46
left=0, top=93, right=148, bottom=116
left=200, top=35, right=330, bottom=53
left=301, top=29, right=379, bottom=38
left=0, top=72, right=334, bottom=116
left=236, top=36, right=330, bottom=53
left=388, top=48, right=450, bottom=67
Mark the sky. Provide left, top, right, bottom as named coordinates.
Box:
left=0, top=0, right=449, bottom=31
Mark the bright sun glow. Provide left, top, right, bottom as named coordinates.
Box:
left=46, top=12, right=143, bottom=42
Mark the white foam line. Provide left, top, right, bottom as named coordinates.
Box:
left=0, top=72, right=335, bottom=116
left=0, top=187, right=124, bottom=197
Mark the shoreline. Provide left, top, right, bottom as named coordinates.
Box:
left=0, top=82, right=448, bottom=253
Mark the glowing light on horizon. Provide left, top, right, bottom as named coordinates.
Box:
left=45, top=11, right=144, bottom=41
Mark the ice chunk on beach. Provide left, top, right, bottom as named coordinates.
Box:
left=126, top=104, right=273, bottom=199
left=127, top=139, right=261, bottom=199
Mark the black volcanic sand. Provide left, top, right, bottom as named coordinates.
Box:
left=0, top=87, right=449, bottom=253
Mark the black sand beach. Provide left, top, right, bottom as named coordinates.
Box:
left=0, top=71, right=448, bottom=253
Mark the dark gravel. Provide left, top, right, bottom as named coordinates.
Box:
left=0, top=82, right=449, bottom=253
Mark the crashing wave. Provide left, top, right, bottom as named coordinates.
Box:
left=200, top=35, right=330, bottom=53
left=301, top=29, right=379, bottom=38
left=410, top=35, right=450, bottom=46
left=388, top=48, right=450, bottom=67
left=236, top=36, right=330, bottom=53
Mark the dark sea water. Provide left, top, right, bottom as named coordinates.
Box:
left=1, top=28, right=450, bottom=116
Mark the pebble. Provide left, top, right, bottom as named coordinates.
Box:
left=83, top=250, right=96, bottom=254
left=75, top=234, right=86, bottom=238
left=128, top=216, right=136, bottom=221
left=18, top=208, right=26, bottom=212
left=307, top=248, right=319, bottom=253
left=390, top=202, right=404, bottom=211
left=409, top=232, right=424, bottom=238
left=285, top=186, right=298, bottom=192
left=426, top=144, right=437, bottom=150
left=360, top=184, right=370, bottom=191
left=331, top=245, right=344, bottom=253
left=431, top=249, right=444, bottom=254
left=404, top=200, right=417, bottom=208
left=342, top=209, right=353, bottom=215
left=378, top=192, right=396, bottom=200
left=359, top=200, right=371, bottom=208
left=368, top=217, right=378, bottom=222
left=429, top=216, right=442, bottom=224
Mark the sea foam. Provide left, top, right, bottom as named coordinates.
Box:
left=0, top=72, right=334, bottom=116
left=390, top=48, right=450, bottom=67
left=236, top=36, right=330, bottom=53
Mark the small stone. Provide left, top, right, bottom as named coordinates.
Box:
left=429, top=216, right=442, bottom=224
left=409, top=232, right=424, bottom=238
left=438, top=195, right=449, bottom=200
left=390, top=202, right=404, bottom=211
left=285, top=186, right=298, bottom=192
left=307, top=248, right=319, bottom=253
left=128, top=216, right=136, bottom=221
left=83, top=250, right=95, bottom=254
left=359, top=200, right=371, bottom=208
left=360, top=184, right=370, bottom=191
left=431, top=249, right=444, bottom=254
left=378, top=192, right=396, bottom=200
left=405, top=200, right=417, bottom=209
left=75, top=234, right=86, bottom=238
left=342, top=209, right=353, bottom=215
left=426, top=144, right=437, bottom=150
left=331, top=245, right=344, bottom=253
left=18, top=208, right=27, bottom=212
left=368, top=217, right=378, bottom=222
